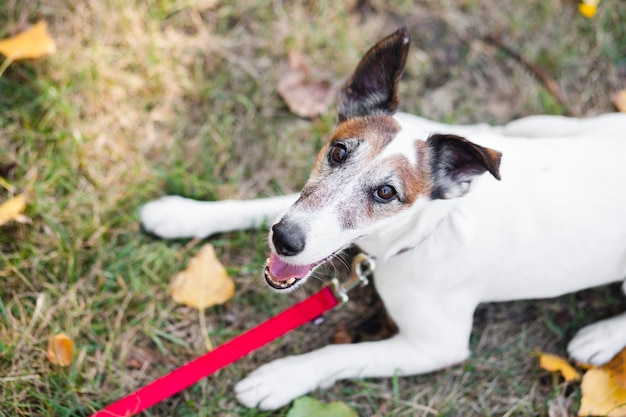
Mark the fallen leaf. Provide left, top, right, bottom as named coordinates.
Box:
left=539, top=352, right=581, bottom=382
left=0, top=194, right=30, bottom=226
left=578, top=0, right=601, bottom=18
left=612, top=89, right=626, bottom=113
left=276, top=52, right=337, bottom=118
left=605, top=347, right=626, bottom=389
left=47, top=333, right=74, bottom=366
left=332, top=323, right=353, bottom=344
left=286, top=396, right=358, bottom=417
left=169, top=244, right=235, bottom=309
left=125, top=346, right=162, bottom=370
left=578, top=368, right=626, bottom=416
left=0, top=21, right=57, bottom=61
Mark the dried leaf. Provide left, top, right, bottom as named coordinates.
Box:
left=539, top=352, right=581, bottom=382
left=332, top=323, right=353, bottom=345
left=125, top=346, right=161, bottom=370
left=276, top=52, right=337, bottom=118
left=47, top=333, right=74, bottom=366
left=612, top=89, right=626, bottom=113
left=169, top=244, right=235, bottom=309
left=0, top=194, right=30, bottom=226
left=0, top=21, right=56, bottom=61
left=606, top=347, right=626, bottom=389
left=578, top=368, right=626, bottom=416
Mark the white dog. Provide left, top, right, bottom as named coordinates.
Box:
left=141, top=27, right=626, bottom=410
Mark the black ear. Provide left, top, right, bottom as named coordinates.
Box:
left=337, top=27, right=410, bottom=122
left=428, top=134, right=502, bottom=199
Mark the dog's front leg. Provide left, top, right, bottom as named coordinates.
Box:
left=568, top=311, right=626, bottom=365
left=235, top=333, right=469, bottom=410
left=568, top=281, right=626, bottom=365
left=140, top=193, right=298, bottom=239
left=235, top=287, right=475, bottom=410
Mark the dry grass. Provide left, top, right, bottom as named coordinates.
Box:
left=1, top=0, right=625, bottom=416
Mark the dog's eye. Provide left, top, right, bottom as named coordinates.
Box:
left=329, top=143, right=348, bottom=165
left=374, top=185, right=397, bottom=202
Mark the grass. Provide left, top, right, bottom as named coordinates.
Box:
left=1, top=0, right=625, bottom=416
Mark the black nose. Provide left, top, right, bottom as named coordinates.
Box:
left=272, top=221, right=305, bottom=256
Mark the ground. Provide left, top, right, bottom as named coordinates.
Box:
left=1, top=0, right=625, bottom=416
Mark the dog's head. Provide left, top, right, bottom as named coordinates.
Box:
left=265, top=27, right=501, bottom=290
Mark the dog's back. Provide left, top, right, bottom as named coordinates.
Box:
left=393, top=111, right=626, bottom=301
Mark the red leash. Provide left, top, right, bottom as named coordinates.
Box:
left=90, top=254, right=374, bottom=417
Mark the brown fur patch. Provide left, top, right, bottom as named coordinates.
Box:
left=385, top=142, right=432, bottom=204
left=330, top=115, right=400, bottom=149
left=311, top=115, right=400, bottom=172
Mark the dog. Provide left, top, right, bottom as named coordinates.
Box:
left=141, top=27, right=626, bottom=410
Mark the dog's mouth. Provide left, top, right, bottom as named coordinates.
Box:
left=263, top=252, right=323, bottom=290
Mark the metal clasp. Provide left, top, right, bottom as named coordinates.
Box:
left=331, top=253, right=375, bottom=303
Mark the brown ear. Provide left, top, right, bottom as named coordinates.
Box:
left=427, top=134, right=502, bottom=199
left=337, top=27, right=410, bottom=122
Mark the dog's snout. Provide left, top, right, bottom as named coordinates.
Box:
left=272, top=221, right=305, bottom=256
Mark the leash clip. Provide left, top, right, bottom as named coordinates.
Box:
left=331, top=253, right=375, bottom=303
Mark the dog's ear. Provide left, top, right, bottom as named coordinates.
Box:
left=428, top=134, right=502, bottom=199
left=337, top=27, right=410, bottom=123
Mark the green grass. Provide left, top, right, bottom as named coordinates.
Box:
left=1, top=0, right=625, bottom=416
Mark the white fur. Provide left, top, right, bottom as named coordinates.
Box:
left=141, top=194, right=298, bottom=239
left=379, top=124, right=419, bottom=165
left=140, top=112, right=626, bottom=410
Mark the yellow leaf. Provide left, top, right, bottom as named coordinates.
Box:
left=169, top=244, right=235, bottom=310
left=47, top=333, right=74, bottom=367
left=579, top=0, right=601, bottom=18
left=0, top=194, right=28, bottom=226
left=0, top=21, right=57, bottom=61
left=539, top=352, right=581, bottom=382
left=606, top=347, right=626, bottom=389
left=612, top=90, right=626, bottom=113
left=579, top=368, right=626, bottom=416
left=579, top=4, right=597, bottom=17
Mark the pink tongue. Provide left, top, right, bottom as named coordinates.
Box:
left=268, top=252, right=312, bottom=282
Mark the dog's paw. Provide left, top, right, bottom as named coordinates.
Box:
left=140, top=196, right=216, bottom=239
left=567, top=313, right=626, bottom=365
left=235, top=355, right=334, bottom=410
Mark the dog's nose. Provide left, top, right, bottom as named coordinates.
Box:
left=272, top=221, right=305, bottom=256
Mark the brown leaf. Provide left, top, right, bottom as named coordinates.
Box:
left=276, top=52, right=337, bottom=118
left=332, top=323, right=353, bottom=345
left=47, top=333, right=74, bottom=366
left=0, top=21, right=56, bottom=61
left=125, top=346, right=161, bottom=370
left=169, top=244, right=235, bottom=309
left=611, top=89, right=626, bottom=113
